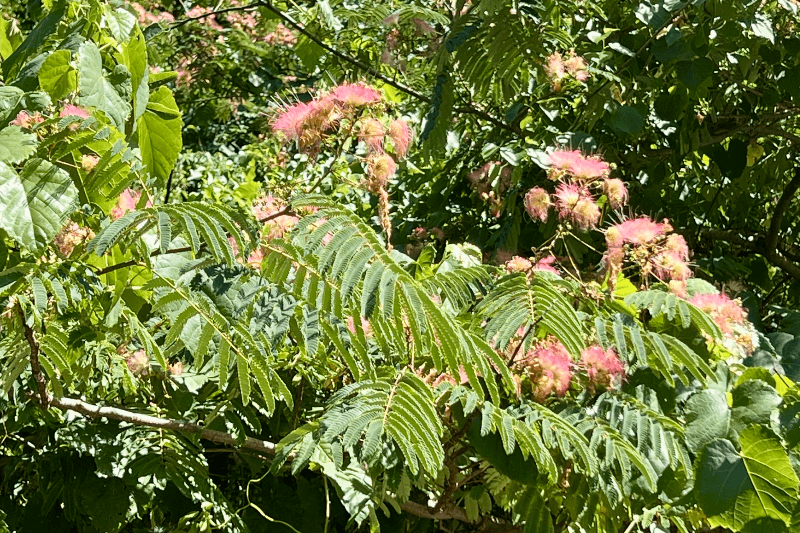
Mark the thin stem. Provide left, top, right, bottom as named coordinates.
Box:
left=323, top=476, right=331, bottom=533
left=17, top=300, right=49, bottom=409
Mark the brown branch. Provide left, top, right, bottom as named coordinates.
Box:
left=94, top=246, right=194, bottom=276
left=47, top=396, right=278, bottom=455
left=17, top=301, right=49, bottom=409
left=765, top=167, right=800, bottom=256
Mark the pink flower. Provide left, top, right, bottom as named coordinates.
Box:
left=10, top=110, right=43, bottom=129
left=518, top=339, right=573, bottom=401
left=664, top=233, right=689, bottom=261
left=252, top=195, right=298, bottom=240
left=53, top=221, right=94, bottom=257
left=564, top=53, right=589, bottom=82
left=81, top=154, right=99, bottom=173
left=524, top=187, right=551, bottom=222
left=689, top=293, right=746, bottom=334
left=651, top=251, right=691, bottom=282
left=389, top=119, right=411, bottom=159
left=347, top=316, right=373, bottom=337
left=548, top=149, right=583, bottom=173
left=568, top=154, right=610, bottom=181
left=366, top=153, right=397, bottom=192
left=554, top=183, right=600, bottom=230
left=602, top=178, right=628, bottom=208
left=60, top=105, right=90, bottom=120
left=329, top=83, right=382, bottom=107
left=505, top=256, right=533, bottom=274
left=272, top=101, right=318, bottom=142
left=581, top=345, right=625, bottom=389
left=611, top=217, right=671, bottom=246
left=168, top=361, right=184, bottom=376
left=126, top=349, right=149, bottom=375
left=533, top=255, right=559, bottom=274
left=412, top=18, right=435, bottom=35
left=359, top=118, right=385, bottom=153
left=544, top=52, right=566, bottom=91
left=110, top=189, right=151, bottom=220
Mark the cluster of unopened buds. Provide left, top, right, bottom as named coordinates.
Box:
left=10, top=104, right=91, bottom=135
left=544, top=51, right=590, bottom=92
left=512, top=336, right=625, bottom=402
left=53, top=221, right=95, bottom=258
left=272, top=83, right=411, bottom=243
left=466, top=161, right=513, bottom=217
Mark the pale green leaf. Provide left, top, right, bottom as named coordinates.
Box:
left=0, top=127, right=37, bottom=163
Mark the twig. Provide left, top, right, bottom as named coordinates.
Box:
left=47, top=396, right=278, bottom=455
left=17, top=301, right=49, bottom=409
left=94, top=246, right=193, bottom=276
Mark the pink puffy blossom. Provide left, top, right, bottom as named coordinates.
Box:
left=505, top=256, right=533, bottom=274
left=524, top=187, right=551, bottom=222
left=389, top=119, right=411, bottom=159
left=53, top=221, right=94, bottom=257
left=568, top=154, right=610, bottom=181
left=533, top=255, right=559, bottom=274
left=110, top=189, right=151, bottom=220
left=10, top=110, right=44, bottom=129
left=651, top=251, right=692, bottom=281
left=126, top=349, right=149, bottom=375
left=252, top=195, right=298, bottom=240
left=564, top=53, right=589, bottom=82
left=272, top=101, right=319, bottom=142
left=544, top=52, right=566, bottom=91
left=518, top=339, right=573, bottom=401
left=602, top=178, right=628, bottom=208
left=581, top=345, right=625, bottom=389
left=347, top=316, right=373, bottom=337
left=81, top=154, right=99, bottom=173
left=664, top=233, right=689, bottom=261
left=366, top=153, right=397, bottom=192
left=413, top=18, right=436, bottom=35
left=329, top=83, right=382, bottom=107
left=185, top=6, right=223, bottom=30
left=554, top=183, right=601, bottom=230
left=611, top=217, right=671, bottom=246
left=168, top=361, right=184, bottom=376
left=359, top=118, right=385, bottom=153
left=689, top=293, right=746, bottom=334
left=548, top=149, right=583, bottom=173
left=60, top=105, right=90, bottom=120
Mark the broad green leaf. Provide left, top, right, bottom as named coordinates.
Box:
left=0, top=18, right=12, bottom=60
left=1, top=6, right=65, bottom=79
left=38, top=50, right=77, bottom=100
left=684, top=389, right=730, bottom=453
left=135, top=86, right=182, bottom=184
left=0, top=127, right=37, bottom=163
left=0, top=159, right=78, bottom=253
left=118, top=27, right=149, bottom=121
left=696, top=426, right=799, bottom=529
left=676, top=58, right=714, bottom=89
left=78, top=42, right=132, bottom=129
left=523, top=493, right=554, bottom=533
left=102, top=5, right=137, bottom=42
left=730, top=380, right=782, bottom=433
left=0, top=86, right=24, bottom=124
left=608, top=105, right=644, bottom=136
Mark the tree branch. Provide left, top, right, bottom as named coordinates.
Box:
left=94, top=246, right=194, bottom=276
left=17, top=301, right=49, bottom=409
left=46, top=396, right=278, bottom=455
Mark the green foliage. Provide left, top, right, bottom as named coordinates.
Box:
left=1, top=0, right=799, bottom=532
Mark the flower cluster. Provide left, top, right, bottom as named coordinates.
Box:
left=10, top=110, right=44, bottom=129
left=272, top=83, right=411, bottom=243
left=130, top=2, right=174, bottom=27
left=504, top=254, right=559, bottom=276
left=523, top=150, right=624, bottom=231
left=544, top=51, right=590, bottom=92
left=466, top=161, right=513, bottom=218
left=603, top=216, right=691, bottom=293
left=53, top=221, right=95, bottom=257
left=514, top=338, right=573, bottom=401
left=688, top=293, right=746, bottom=335
left=580, top=345, right=625, bottom=390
